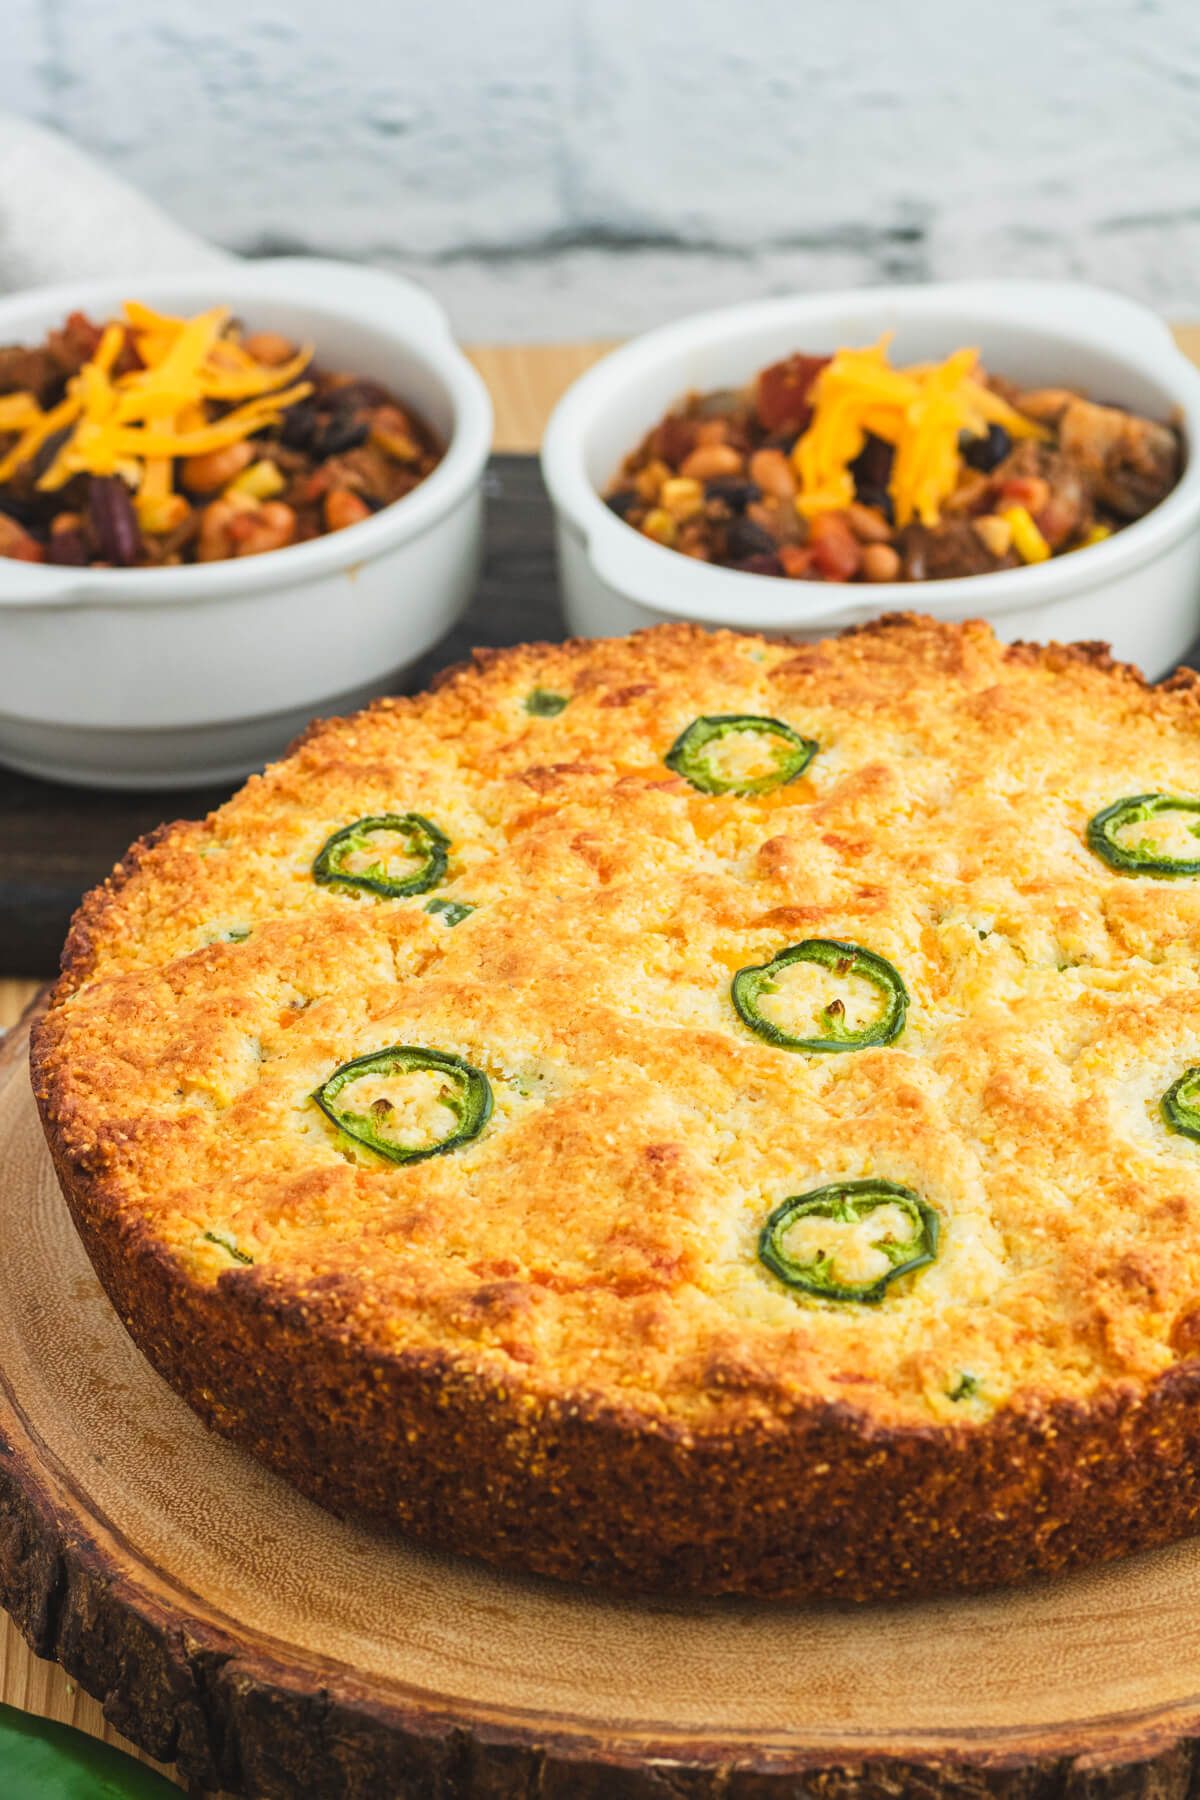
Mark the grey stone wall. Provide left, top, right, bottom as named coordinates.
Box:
left=4, top=0, right=1199, bottom=336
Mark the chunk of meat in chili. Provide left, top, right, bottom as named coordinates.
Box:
left=898, top=521, right=1010, bottom=582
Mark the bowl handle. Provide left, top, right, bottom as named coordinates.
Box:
left=247, top=257, right=453, bottom=343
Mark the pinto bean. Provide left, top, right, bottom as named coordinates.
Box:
left=182, top=442, right=254, bottom=493
left=861, top=543, right=901, bottom=582
left=749, top=448, right=798, bottom=501
left=324, top=488, right=372, bottom=532
left=679, top=443, right=744, bottom=481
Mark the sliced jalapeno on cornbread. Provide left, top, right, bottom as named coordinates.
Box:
left=664, top=713, right=817, bottom=796
left=425, top=897, right=475, bottom=926
left=1161, top=1065, right=1200, bottom=1141
left=526, top=688, right=569, bottom=717
left=759, top=1178, right=938, bottom=1304
left=313, top=1045, right=492, bottom=1164
left=203, top=1229, right=253, bottom=1265
left=313, top=812, right=449, bottom=898
left=1086, top=793, right=1200, bottom=877
left=732, top=938, right=908, bottom=1053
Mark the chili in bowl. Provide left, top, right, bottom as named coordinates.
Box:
left=603, top=335, right=1181, bottom=585
left=0, top=303, right=445, bottom=569
left=0, top=259, right=492, bottom=789
left=541, top=281, right=1200, bottom=678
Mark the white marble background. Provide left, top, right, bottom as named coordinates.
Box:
left=3, top=0, right=1199, bottom=339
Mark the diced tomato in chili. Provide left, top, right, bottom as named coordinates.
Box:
left=755, top=354, right=829, bottom=435
left=778, top=544, right=813, bottom=578
left=808, top=512, right=861, bottom=581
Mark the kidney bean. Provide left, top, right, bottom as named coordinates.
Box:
left=47, top=528, right=88, bottom=565
left=88, top=476, right=142, bottom=566
left=731, top=552, right=783, bottom=576
left=808, top=512, right=862, bottom=581
left=726, top=516, right=779, bottom=561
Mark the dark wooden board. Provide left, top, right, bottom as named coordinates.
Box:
left=0, top=455, right=560, bottom=975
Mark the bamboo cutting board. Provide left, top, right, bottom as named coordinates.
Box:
left=4, top=329, right=1200, bottom=1793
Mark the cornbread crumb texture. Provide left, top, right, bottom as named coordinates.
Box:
left=36, top=616, right=1200, bottom=1440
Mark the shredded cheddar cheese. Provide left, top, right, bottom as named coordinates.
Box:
left=0, top=302, right=314, bottom=497
left=791, top=335, right=1048, bottom=529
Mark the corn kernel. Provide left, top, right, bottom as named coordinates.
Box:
left=635, top=459, right=672, bottom=504
left=226, top=458, right=286, bottom=501
left=641, top=508, right=677, bottom=547
left=999, top=504, right=1051, bottom=565
left=134, top=492, right=191, bottom=535
left=1074, top=523, right=1113, bottom=550
left=972, top=514, right=1013, bottom=558
left=658, top=477, right=705, bottom=522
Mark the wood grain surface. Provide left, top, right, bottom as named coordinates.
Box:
left=2, top=328, right=1200, bottom=1791
left=10, top=1009, right=1200, bottom=1798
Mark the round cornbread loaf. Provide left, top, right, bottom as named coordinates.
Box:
left=31, top=615, right=1200, bottom=1601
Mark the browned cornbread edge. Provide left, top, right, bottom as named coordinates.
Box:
left=29, top=615, right=1200, bottom=1603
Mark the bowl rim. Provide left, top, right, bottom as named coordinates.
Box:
left=540, top=279, right=1200, bottom=629
left=0, top=258, right=494, bottom=609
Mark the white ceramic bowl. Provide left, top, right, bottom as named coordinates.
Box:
left=0, top=259, right=493, bottom=788
left=542, top=281, right=1200, bottom=677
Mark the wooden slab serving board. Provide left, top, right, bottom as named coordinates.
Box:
left=5, top=1011, right=1200, bottom=1799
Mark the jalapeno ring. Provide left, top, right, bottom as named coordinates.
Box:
left=732, top=938, right=908, bottom=1053
left=525, top=688, right=569, bottom=717
left=313, top=1045, right=493, bottom=1164
left=664, top=713, right=817, bottom=795
left=425, top=897, right=475, bottom=926
left=1162, top=1065, right=1200, bottom=1141
left=203, top=1229, right=253, bottom=1265
left=313, top=812, right=450, bottom=899
left=1086, top=793, right=1200, bottom=877
left=759, top=1178, right=939, bottom=1304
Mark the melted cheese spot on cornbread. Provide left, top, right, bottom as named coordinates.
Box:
left=1112, top=808, right=1200, bottom=862
left=36, top=618, right=1200, bottom=1434
left=338, top=830, right=432, bottom=882
left=697, top=730, right=790, bottom=787
left=781, top=1203, right=914, bottom=1286
left=753, top=958, right=886, bottom=1039
left=330, top=1068, right=462, bottom=1152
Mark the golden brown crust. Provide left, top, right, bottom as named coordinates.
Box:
left=32, top=613, right=1200, bottom=1599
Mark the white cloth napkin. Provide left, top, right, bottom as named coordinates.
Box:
left=0, top=113, right=230, bottom=293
